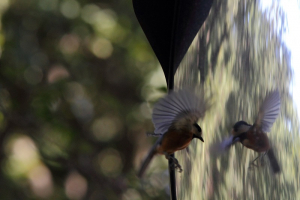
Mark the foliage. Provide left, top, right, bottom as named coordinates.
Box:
left=0, top=0, right=164, bottom=199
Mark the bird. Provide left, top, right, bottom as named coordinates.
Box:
left=138, top=89, right=207, bottom=178
left=219, top=90, right=281, bottom=174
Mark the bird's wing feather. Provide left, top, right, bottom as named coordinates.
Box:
left=152, top=89, right=206, bottom=134
left=211, top=135, right=240, bottom=155
left=220, top=135, right=241, bottom=150
left=220, top=135, right=235, bottom=150
left=255, top=90, right=281, bottom=133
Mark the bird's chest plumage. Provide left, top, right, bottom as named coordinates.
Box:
left=157, top=129, right=193, bottom=154
left=242, top=127, right=270, bottom=152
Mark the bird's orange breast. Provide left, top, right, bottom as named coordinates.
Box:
left=156, top=129, right=193, bottom=154
left=242, top=127, right=270, bottom=152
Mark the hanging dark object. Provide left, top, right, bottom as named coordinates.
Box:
left=133, top=0, right=213, bottom=83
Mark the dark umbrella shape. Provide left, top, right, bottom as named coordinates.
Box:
left=133, top=0, right=213, bottom=85
left=133, top=1, right=213, bottom=199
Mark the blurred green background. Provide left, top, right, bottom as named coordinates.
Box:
left=0, top=0, right=299, bottom=199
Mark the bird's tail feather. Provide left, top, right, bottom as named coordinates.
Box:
left=266, top=148, right=280, bottom=174
left=138, top=136, right=163, bottom=178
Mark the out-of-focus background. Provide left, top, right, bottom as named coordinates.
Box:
left=0, top=0, right=299, bottom=199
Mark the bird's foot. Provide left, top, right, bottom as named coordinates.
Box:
left=248, top=152, right=267, bottom=170
left=259, top=152, right=267, bottom=167
left=171, top=158, right=183, bottom=173
left=248, top=162, right=258, bottom=171
left=165, top=154, right=183, bottom=173
left=248, top=156, right=259, bottom=171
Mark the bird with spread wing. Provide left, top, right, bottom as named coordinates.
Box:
left=138, top=89, right=208, bottom=178
left=219, top=90, right=281, bottom=174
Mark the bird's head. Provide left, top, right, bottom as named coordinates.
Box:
left=192, top=123, right=204, bottom=142
left=232, top=120, right=251, bottom=136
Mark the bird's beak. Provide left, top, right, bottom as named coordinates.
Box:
left=199, top=136, right=204, bottom=142
left=194, top=135, right=204, bottom=142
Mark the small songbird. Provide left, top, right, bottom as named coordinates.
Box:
left=138, top=89, right=207, bottom=178
left=219, top=90, right=281, bottom=174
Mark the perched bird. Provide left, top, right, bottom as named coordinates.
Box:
left=138, top=89, right=207, bottom=178
left=220, top=90, right=281, bottom=174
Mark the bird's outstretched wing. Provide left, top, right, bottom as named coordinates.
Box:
left=152, top=89, right=207, bottom=134
left=255, top=90, right=281, bottom=132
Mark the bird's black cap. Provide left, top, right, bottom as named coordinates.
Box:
left=233, top=121, right=250, bottom=132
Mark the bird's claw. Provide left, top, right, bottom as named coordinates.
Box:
left=248, top=162, right=258, bottom=171
left=248, top=157, right=260, bottom=170
left=170, top=159, right=183, bottom=172
left=248, top=152, right=267, bottom=170
left=165, top=154, right=183, bottom=173
left=171, top=159, right=183, bottom=172
left=260, top=153, right=267, bottom=167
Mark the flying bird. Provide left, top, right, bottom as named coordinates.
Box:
left=138, top=89, right=207, bottom=178
left=219, top=90, right=281, bottom=174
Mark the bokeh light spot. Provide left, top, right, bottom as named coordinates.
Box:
left=28, top=164, right=53, bottom=198
left=59, top=34, right=80, bottom=54
left=71, top=97, right=94, bottom=121
left=64, top=82, right=85, bottom=101
left=90, top=38, right=113, bottom=59
left=98, top=148, right=123, bottom=177
left=122, top=189, right=142, bottom=200
left=60, top=0, right=81, bottom=19
left=81, top=4, right=101, bottom=24
left=0, top=0, right=9, bottom=11
left=81, top=5, right=117, bottom=34
left=47, top=65, right=70, bottom=83
left=4, top=135, right=39, bottom=177
left=65, top=171, right=88, bottom=200
left=64, top=83, right=94, bottom=121
left=11, top=136, right=38, bottom=161
left=92, top=9, right=117, bottom=32
left=91, top=116, right=121, bottom=142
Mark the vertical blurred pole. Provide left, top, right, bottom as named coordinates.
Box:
left=167, top=70, right=176, bottom=200
left=167, top=1, right=179, bottom=199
